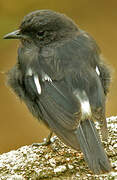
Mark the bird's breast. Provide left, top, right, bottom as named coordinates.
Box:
left=18, top=44, right=39, bottom=66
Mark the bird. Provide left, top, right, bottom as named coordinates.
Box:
left=4, top=10, right=111, bottom=174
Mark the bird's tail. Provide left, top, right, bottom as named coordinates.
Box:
left=74, top=90, right=111, bottom=174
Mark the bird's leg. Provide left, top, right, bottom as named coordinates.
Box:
left=32, top=132, right=53, bottom=146
left=100, top=118, right=108, bottom=141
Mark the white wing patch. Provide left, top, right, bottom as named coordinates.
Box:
left=42, top=74, right=52, bottom=82
left=73, top=90, right=92, bottom=120
left=27, top=69, right=52, bottom=94
left=96, top=66, right=100, bottom=76
left=34, top=75, right=41, bottom=94
left=83, top=33, right=89, bottom=39
left=80, top=100, right=91, bottom=120
left=27, top=68, right=33, bottom=76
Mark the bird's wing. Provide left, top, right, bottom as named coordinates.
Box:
left=37, top=32, right=107, bottom=109
left=37, top=31, right=111, bottom=94
left=23, top=33, right=105, bottom=141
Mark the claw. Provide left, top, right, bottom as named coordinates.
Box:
left=32, top=132, right=53, bottom=146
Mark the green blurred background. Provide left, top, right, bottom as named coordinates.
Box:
left=0, top=0, right=117, bottom=154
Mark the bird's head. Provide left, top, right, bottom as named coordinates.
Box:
left=4, top=10, right=78, bottom=46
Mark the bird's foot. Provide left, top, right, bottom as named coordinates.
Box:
left=32, top=132, right=53, bottom=146
left=32, top=140, right=51, bottom=146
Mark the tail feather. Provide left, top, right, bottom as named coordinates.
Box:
left=73, top=89, right=111, bottom=174
left=35, top=83, right=111, bottom=174
left=76, top=120, right=111, bottom=174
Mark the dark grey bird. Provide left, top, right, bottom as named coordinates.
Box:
left=4, top=10, right=111, bottom=174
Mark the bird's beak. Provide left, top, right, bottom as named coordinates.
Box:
left=3, top=30, right=23, bottom=39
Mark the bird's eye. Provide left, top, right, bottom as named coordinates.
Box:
left=37, top=31, right=44, bottom=37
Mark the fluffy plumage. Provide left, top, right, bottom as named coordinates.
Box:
left=4, top=10, right=111, bottom=174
